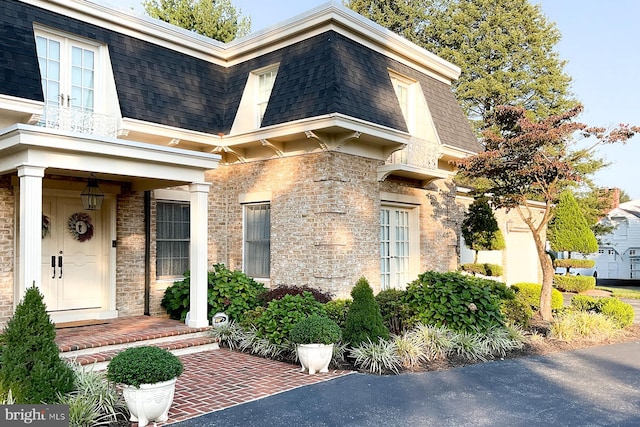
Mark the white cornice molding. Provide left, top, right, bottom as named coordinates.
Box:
left=23, top=0, right=460, bottom=82
left=0, top=95, right=43, bottom=115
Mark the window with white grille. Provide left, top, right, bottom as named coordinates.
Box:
left=156, top=201, right=190, bottom=278
left=244, top=204, right=271, bottom=278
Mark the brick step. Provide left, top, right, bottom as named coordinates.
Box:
left=63, top=335, right=220, bottom=371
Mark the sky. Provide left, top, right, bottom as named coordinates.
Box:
left=103, top=0, right=640, bottom=199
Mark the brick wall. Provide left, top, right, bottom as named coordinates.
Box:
left=209, top=152, right=381, bottom=299
left=0, top=177, right=14, bottom=328
left=115, top=187, right=146, bottom=316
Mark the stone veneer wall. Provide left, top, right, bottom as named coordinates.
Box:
left=115, top=187, right=146, bottom=316
left=209, top=151, right=381, bottom=299
left=0, top=177, right=14, bottom=328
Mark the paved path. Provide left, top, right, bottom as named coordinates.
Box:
left=172, top=341, right=640, bottom=427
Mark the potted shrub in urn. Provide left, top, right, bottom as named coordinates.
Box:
left=106, top=346, right=184, bottom=427
left=290, top=315, right=342, bottom=374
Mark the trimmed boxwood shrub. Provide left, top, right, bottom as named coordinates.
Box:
left=553, top=274, right=596, bottom=293
left=460, top=263, right=504, bottom=277
left=161, top=264, right=266, bottom=323
left=343, top=277, right=389, bottom=346
left=254, top=292, right=326, bottom=344
left=260, top=285, right=332, bottom=304
left=511, top=282, right=564, bottom=311
left=289, top=315, right=342, bottom=344
left=403, top=271, right=505, bottom=333
left=107, top=346, right=183, bottom=388
left=553, top=259, right=595, bottom=269
left=571, top=295, right=635, bottom=328
left=0, top=287, right=75, bottom=403
left=324, top=299, right=351, bottom=330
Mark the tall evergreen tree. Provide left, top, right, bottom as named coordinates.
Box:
left=461, top=196, right=505, bottom=263
left=143, top=0, right=251, bottom=42
left=347, top=0, right=576, bottom=133
left=548, top=191, right=598, bottom=268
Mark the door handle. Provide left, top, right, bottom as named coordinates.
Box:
left=58, top=255, right=63, bottom=279
left=51, top=256, right=56, bottom=279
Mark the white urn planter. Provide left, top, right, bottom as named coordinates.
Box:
left=122, top=378, right=177, bottom=427
left=297, top=343, right=334, bottom=374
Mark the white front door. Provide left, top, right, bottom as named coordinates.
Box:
left=41, top=196, right=106, bottom=313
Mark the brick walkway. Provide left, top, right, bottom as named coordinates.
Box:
left=54, top=316, right=352, bottom=425
left=165, top=349, right=352, bottom=425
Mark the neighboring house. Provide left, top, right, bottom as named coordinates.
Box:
left=458, top=195, right=545, bottom=285
left=585, top=200, right=640, bottom=279
left=0, top=0, right=541, bottom=329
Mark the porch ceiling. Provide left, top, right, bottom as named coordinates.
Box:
left=0, top=124, right=220, bottom=190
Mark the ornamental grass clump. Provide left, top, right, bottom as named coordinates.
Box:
left=348, top=339, right=402, bottom=375
left=550, top=311, right=620, bottom=342
left=58, top=365, right=128, bottom=427
left=106, top=346, right=183, bottom=388
left=409, top=324, right=452, bottom=361
left=343, top=277, right=389, bottom=346
left=393, top=333, right=425, bottom=369
left=0, top=286, right=75, bottom=403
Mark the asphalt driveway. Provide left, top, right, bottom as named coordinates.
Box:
left=172, top=340, right=640, bottom=427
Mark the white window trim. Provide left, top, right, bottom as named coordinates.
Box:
left=242, top=202, right=271, bottom=280
left=380, top=202, right=420, bottom=290
left=254, top=64, right=279, bottom=127
left=155, top=195, right=191, bottom=282
left=229, top=63, right=280, bottom=134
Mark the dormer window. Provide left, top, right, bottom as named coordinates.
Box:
left=35, top=29, right=99, bottom=114
left=33, top=26, right=118, bottom=136
left=390, top=72, right=415, bottom=132
left=255, top=66, right=278, bottom=126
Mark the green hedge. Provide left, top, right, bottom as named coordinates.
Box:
left=460, top=263, right=504, bottom=277
left=553, top=259, right=595, bottom=269
left=511, top=283, right=564, bottom=311
left=570, top=295, right=635, bottom=328
left=553, top=275, right=596, bottom=293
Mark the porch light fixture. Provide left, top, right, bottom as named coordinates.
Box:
left=80, top=174, right=104, bottom=210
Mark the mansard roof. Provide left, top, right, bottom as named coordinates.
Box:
left=0, top=0, right=480, bottom=154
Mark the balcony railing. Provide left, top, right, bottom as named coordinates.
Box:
left=37, top=105, right=119, bottom=138
left=386, top=137, right=439, bottom=170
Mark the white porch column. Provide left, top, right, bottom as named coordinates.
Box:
left=187, top=182, right=211, bottom=328
left=17, top=165, right=45, bottom=302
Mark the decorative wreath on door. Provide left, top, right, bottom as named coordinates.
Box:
left=42, top=215, right=50, bottom=239
left=68, top=212, right=94, bottom=242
